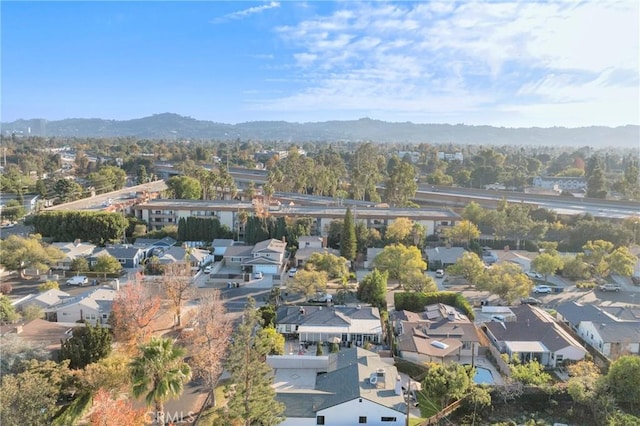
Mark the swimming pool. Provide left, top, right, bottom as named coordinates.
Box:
left=466, top=365, right=494, bottom=384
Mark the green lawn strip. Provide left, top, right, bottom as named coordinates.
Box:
left=194, top=378, right=232, bottom=426
left=416, top=392, right=440, bottom=419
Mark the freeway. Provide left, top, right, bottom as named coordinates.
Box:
left=414, top=185, right=639, bottom=219
left=224, top=167, right=639, bottom=219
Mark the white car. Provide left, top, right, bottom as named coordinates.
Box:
left=526, top=271, right=543, bottom=279
left=203, top=265, right=212, bottom=274
left=435, top=269, right=445, bottom=278
left=253, top=271, right=263, bottom=279
left=66, top=276, right=89, bottom=286
left=288, top=268, right=298, bottom=277
left=534, top=285, right=552, bottom=294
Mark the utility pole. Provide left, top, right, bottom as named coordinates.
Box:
left=405, top=377, right=412, bottom=426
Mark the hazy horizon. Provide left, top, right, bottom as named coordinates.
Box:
left=2, top=1, right=638, bottom=127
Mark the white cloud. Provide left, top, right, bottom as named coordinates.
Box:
left=211, top=1, right=280, bottom=24
left=260, top=1, right=639, bottom=126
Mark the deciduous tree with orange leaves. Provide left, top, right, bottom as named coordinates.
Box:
left=109, top=278, right=161, bottom=353
left=90, top=388, right=146, bottom=426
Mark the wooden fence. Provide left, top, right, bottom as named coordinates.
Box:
left=415, top=398, right=465, bottom=426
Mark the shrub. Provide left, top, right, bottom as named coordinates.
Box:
left=0, top=283, right=12, bottom=295
left=394, top=291, right=475, bottom=320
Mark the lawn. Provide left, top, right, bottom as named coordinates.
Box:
left=192, top=378, right=231, bottom=426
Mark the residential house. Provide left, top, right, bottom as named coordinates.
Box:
left=133, top=236, right=177, bottom=259
left=222, top=244, right=254, bottom=269
left=496, top=250, right=534, bottom=272
left=275, top=305, right=383, bottom=346
left=395, top=304, right=481, bottom=364
left=294, top=236, right=340, bottom=267
left=53, top=287, right=117, bottom=325
left=12, top=289, right=71, bottom=321
left=424, top=246, right=466, bottom=270
left=155, top=246, right=211, bottom=270
left=50, top=241, right=97, bottom=270
left=556, top=301, right=640, bottom=360
left=365, top=248, right=385, bottom=270
left=246, top=238, right=287, bottom=276
left=268, top=347, right=406, bottom=426
left=483, top=304, right=586, bottom=368
left=91, top=245, right=144, bottom=269
left=212, top=239, right=235, bottom=258
left=2, top=319, right=83, bottom=355
left=0, top=193, right=40, bottom=214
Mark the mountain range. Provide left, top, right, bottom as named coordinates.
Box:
left=2, top=113, right=639, bottom=148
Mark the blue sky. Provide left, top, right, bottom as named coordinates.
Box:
left=1, top=1, right=638, bottom=127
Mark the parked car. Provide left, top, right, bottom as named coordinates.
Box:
left=203, top=265, right=212, bottom=274
left=521, top=297, right=542, bottom=305
left=308, top=293, right=332, bottom=303
left=598, top=283, right=621, bottom=292
left=253, top=271, right=263, bottom=279
left=534, top=285, right=552, bottom=294
left=66, top=275, right=89, bottom=286
left=435, top=269, right=445, bottom=278
left=288, top=268, right=298, bottom=277
left=526, top=271, right=543, bottom=279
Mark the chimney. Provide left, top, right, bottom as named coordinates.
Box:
left=394, top=376, right=403, bottom=396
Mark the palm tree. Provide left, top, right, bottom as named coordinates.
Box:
left=130, top=337, right=192, bottom=426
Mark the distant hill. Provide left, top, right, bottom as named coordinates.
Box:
left=2, top=113, right=638, bottom=148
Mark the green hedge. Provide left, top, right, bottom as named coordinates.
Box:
left=394, top=291, right=475, bottom=320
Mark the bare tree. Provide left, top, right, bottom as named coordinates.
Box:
left=110, top=278, right=161, bottom=354
left=189, top=290, right=232, bottom=396
left=161, top=262, right=194, bottom=328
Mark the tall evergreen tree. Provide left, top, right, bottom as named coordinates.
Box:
left=60, top=323, right=112, bottom=369
left=587, top=166, right=608, bottom=198
left=224, top=298, right=285, bottom=426
left=340, top=207, right=357, bottom=262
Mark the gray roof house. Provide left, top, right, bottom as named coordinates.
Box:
left=483, top=304, right=586, bottom=368
left=91, top=246, right=144, bottom=269
left=248, top=239, right=287, bottom=275
left=395, top=304, right=481, bottom=364
left=12, top=289, right=72, bottom=321
left=425, top=246, right=466, bottom=269
left=51, top=241, right=97, bottom=270
left=556, top=301, right=640, bottom=360
left=275, top=305, right=383, bottom=346
left=267, top=347, right=406, bottom=426
left=212, top=239, right=235, bottom=257
left=156, top=246, right=211, bottom=268
left=53, top=287, right=117, bottom=325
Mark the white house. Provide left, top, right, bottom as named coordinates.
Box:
left=556, top=301, right=640, bottom=360
left=483, top=304, right=586, bottom=368
left=246, top=239, right=287, bottom=276
left=275, top=305, right=383, bottom=346
left=268, top=347, right=406, bottom=426
left=53, top=287, right=117, bottom=325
